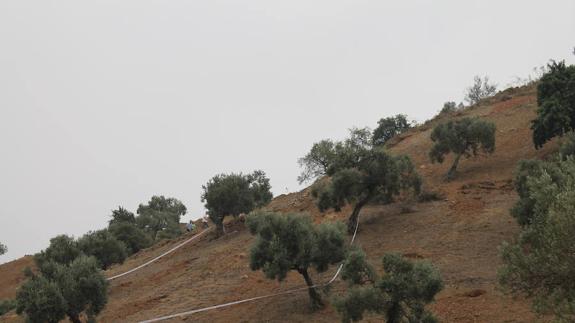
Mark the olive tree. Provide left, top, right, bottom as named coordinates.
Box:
left=108, top=222, right=152, bottom=255
left=334, top=251, right=443, bottom=323
left=202, top=170, right=273, bottom=236
left=17, top=255, right=108, bottom=323
left=372, top=114, right=411, bottom=146
left=108, top=206, right=136, bottom=226
left=429, top=117, right=496, bottom=180
left=136, top=196, right=187, bottom=240
left=464, top=76, right=497, bottom=105
left=500, top=157, right=575, bottom=321
left=247, top=211, right=346, bottom=309
left=77, top=229, right=128, bottom=269
left=531, top=61, right=575, bottom=148
left=34, top=235, right=81, bottom=268
left=298, top=139, right=337, bottom=184
left=312, top=146, right=421, bottom=234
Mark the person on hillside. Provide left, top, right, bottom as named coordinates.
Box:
left=186, top=220, right=195, bottom=232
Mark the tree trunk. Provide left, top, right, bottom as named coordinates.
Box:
left=446, top=153, right=462, bottom=181
left=67, top=313, right=82, bottom=323
left=299, top=268, right=323, bottom=309
left=215, top=221, right=225, bottom=237
left=347, top=196, right=370, bottom=235
left=386, top=301, right=401, bottom=323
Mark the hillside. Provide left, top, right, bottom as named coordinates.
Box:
left=0, top=84, right=559, bottom=322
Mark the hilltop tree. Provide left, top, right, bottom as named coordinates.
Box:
left=312, top=146, right=421, bottom=234
left=429, top=117, right=496, bottom=180
left=500, top=157, right=575, bottom=320
left=0, top=242, right=6, bottom=255
left=372, top=114, right=411, bottom=146
left=136, top=196, right=187, bottom=240
left=334, top=252, right=443, bottom=323
left=108, top=207, right=136, bottom=226
left=34, top=235, right=81, bottom=268
left=464, top=76, right=497, bottom=105
left=247, top=211, right=346, bottom=309
left=298, top=139, right=337, bottom=184
left=17, top=255, right=108, bottom=323
left=77, top=229, right=128, bottom=269
left=531, top=61, right=575, bottom=148
left=202, top=170, right=273, bottom=236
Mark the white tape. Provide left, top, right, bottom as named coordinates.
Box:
left=107, top=228, right=211, bottom=281
left=136, top=215, right=362, bottom=323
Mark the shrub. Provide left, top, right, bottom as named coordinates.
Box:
left=108, top=207, right=136, bottom=226
left=77, top=229, right=128, bottom=269
left=335, top=252, right=443, bottom=323
left=372, top=114, right=411, bottom=146
left=0, top=242, right=6, bottom=255
left=202, top=171, right=273, bottom=236
left=531, top=61, right=575, bottom=148
left=247, top=211, right=346, bottom=309
left=500, top=157, right=575, bottom=320
left=17, top=255, right=108, bottom=323
left=34, top=235, right=81, bottom=267
left=108, top=222, right=152, bottom=255
left=429, top=117, right=496, bottom=180
left=559, top=132, right=575, bottom=157
left=440, top=101, right=458, bottom=114
left=464, top=76, right=497, bottom=106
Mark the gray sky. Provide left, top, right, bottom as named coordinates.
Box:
left=1, top=0, right=574, bottom=263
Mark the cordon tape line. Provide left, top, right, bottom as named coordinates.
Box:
left=137, top=216, right=362, bottom=323
left=107, top=228, right=212, bottom=281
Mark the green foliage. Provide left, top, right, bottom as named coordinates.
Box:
left=77, top=229, right=128, bottom=269
left=0, top=299, right=16, bottom=316
left=136, top=196, right=186, bottom=240
left=17, top=256, right=108, bottom=323
left=108, top=222, right=152, bottom=255
left=108, top=207, right=136, bottom=226
left=298, top=139, right=337, bottom=184
left=531, top=61, right=575, bottom=148
left=464, top=75, right=497, bottom=105
left=429, top=117, right=496, bottom=179
left=340, top=247, right=377, bottom=286
left=335, top=252, right=443, bottom=323
left=247, top=211, right=346, bottom=308
left=34, top=235, right=81, bottom=267
left=440, top=101, right=458, bottom=114
left=372, top=114, right=411, bottom=146
left=559, top=132, right=575, bottom=157
left=0, top=242, right=6, bottom=255
left=500, top=157, right=575, bottom=321
left=202, top=170, right=273, bottom=236
left=313, top=145, right=421, bottom=233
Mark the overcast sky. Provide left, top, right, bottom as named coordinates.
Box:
left=1, top=0, right=573, bottom=263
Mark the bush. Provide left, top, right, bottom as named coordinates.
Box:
left=78, top=229, right=128, bottom=269
left=464, top=76, right=497, bottom=106
left=17, top=255, right=108, bottom=323
left=559, top=132, right=575, bottom=157
left=429, top=117, right=496, bottom=180
left=335, top=252, right=443, bottom=323
left=439, top=101, right=458, bottom=114
left=500, top=157, right=575, bottom=320
left=531, top=61, right=575, bottom=148
left=0, top=242, right=6, bottom=255
left=108, top=207, right=136, bottom=226
left=34, top=235, right=81, bottom=267
left=247, top=211, right=346, bottom=309
left=202, top=171, right=273, bottom=236
left=108, top=222, right=152, bottom=255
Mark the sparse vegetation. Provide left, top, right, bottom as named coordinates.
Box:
left=17, top=255, right=108, bottom=323
left=372, top=114, right=411, bottom=146
left=247, top=211, right=346, bottom=309
left=429, top=117, right=496, bottom=180
left=500, top=157, right=575, bottom=321
left=464, top=76, right=497, bottom=106
left=202, top=171, right=273, bottom=236
left=0, top=242, right=6, bottom=255
left=335, top=251, right=443, bottom=323
left=531, top=61, right=575, bottom=149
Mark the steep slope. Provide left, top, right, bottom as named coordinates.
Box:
left=0, top=84, right=559, bottom=322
